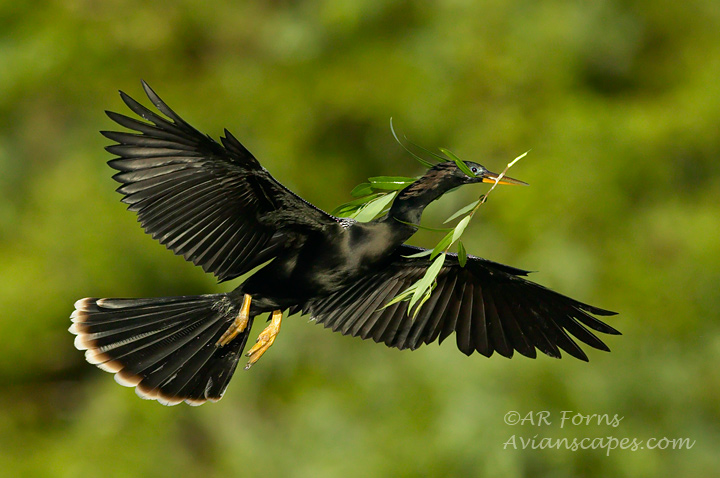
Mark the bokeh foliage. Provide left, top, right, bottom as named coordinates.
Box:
left=1, top=0, right=719, bottom=476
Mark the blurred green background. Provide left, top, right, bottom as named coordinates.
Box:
left=1, top=0, right=719, bottom=476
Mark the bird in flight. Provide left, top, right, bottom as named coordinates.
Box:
left=70, top=81, right=619, bottom=406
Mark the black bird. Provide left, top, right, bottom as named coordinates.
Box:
left=70, top=81, right=619, bottom=406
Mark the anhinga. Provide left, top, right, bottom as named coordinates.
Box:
left=70, top=81, right=619, bottom=406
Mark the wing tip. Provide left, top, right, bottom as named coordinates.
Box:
left=581, top=305, right=619, bottom=317
left=140, top=79, right=159, bottom=105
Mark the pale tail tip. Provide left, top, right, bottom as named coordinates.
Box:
left=73, top=332, right=89, bottom=350
left=97, top=361, right=123, bottom=373
left=185, top=398, right=208, bottom=407
left=85, top=349, right=106, bottom=365
left=74, top=298, right=96, bottom=311
left=116, top=371, right=143, bottom=388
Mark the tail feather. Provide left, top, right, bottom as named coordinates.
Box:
left=70, top=294, right=252, bottom=406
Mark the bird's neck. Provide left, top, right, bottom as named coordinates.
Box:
left=386, top=172, right=450, bottom=226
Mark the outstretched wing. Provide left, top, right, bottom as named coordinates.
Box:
left=297, top=245, right=619, bottom=361
left=104, top=81, right=338, bottom=282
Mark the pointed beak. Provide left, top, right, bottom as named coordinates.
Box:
left=479, top=170, right=529, bottom=186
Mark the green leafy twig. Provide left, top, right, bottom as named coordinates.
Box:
left=332, top=175, right=416, bottom=221
left=336, top=120, right=528, bottom=317
left=385, top=149, right=529, bottom=317
left=479, top=150, right=529, bottom=205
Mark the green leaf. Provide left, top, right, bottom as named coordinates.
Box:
left=407, top=253, right=445, bottom=312
left=439, top=147, right=475, bottom=177
left=369, top=176, right=416, bottom=184
left=332, top=204, right=362, bottom=217
left=367, top=176, right=416, bottom=190
left=451, top=215, right=472, bottom=243
left=509, top=150, right=530, bottom=167
left=331, top=193, right=381, bottom=216
left=350, top=182, right=373, bottom=197
left=430, top=230, right=454, bottom=259
left=381, top=286, right=417, bottom=309
left=334, top=208, right=357, bottom=218
left=438, top=147, right=461, bottom=162
left=393, top=217, right=453, bottom=232
left=402, top=249, right=432, bottom=259
left=457, top=240, right=467, bottom=267
left=443, top=200, right=480, bottom=223
left=409, top=285, right=434, bottom=319
left=390, top=118, right=436, bottom=168
left=352, top=191, right=397, bottom=222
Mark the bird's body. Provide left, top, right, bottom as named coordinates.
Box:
left=242, top=218, right=409, bottom=311
left=70, top=82, right=619, bottom=406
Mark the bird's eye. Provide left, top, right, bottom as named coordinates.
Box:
left=471, top=167, right=478, bottom=174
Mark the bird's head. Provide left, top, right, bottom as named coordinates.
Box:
left=429, top=160, right=528, bottom=187
left=390, top=159, right=528, bottom=224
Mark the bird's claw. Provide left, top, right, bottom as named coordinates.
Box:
left=245, top=310, right=282, bottom=369
left=216, top=294, right=252, bottom=347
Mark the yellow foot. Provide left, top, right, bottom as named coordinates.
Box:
left=245, top=310, right=282, bottom=370
left=216, top=294, right=252, bottom=347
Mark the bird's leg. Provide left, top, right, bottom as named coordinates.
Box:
left=244, top=309, right=282, bottom=370
left=216, top=294, right=252, bottom=347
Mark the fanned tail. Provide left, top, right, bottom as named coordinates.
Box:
left=69, top=294, right=252, bottom=406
